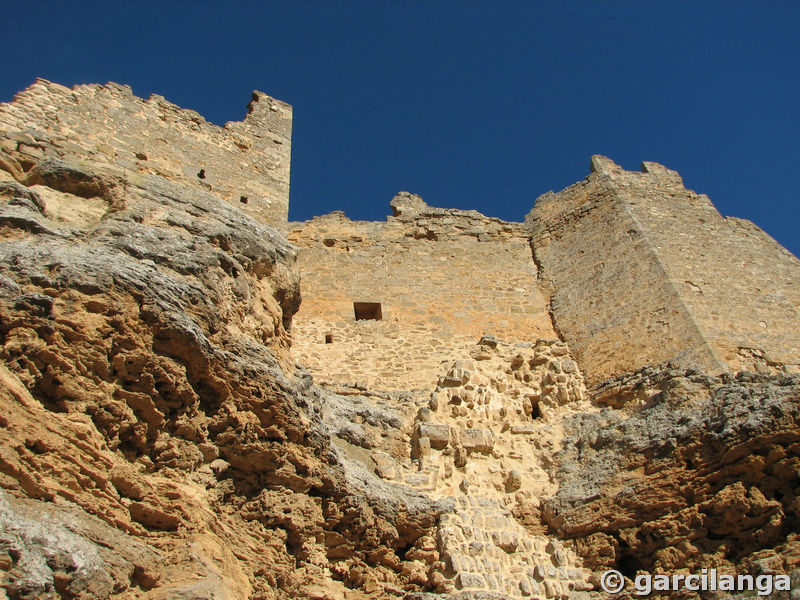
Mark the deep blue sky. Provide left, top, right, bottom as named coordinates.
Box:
left=2, top=1, right=799, bottom=256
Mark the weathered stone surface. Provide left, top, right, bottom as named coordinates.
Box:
left=416, top=423, right=451, bottom=449
left=0, top=491, right=158, bottom=599
left=527, top=155, right=800, bottom=384
left=3, top=80, right=800, bottom=600
left=0, top=79, right=291, bottom=226
left=0, top=113, right=436, bottom=599
left=371, top=450, right=400, bottom=479
left=544, top=366, right=800, bottom=583
left=459, top=428, right=494, bottom=453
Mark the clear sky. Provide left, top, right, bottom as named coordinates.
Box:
left=2, top=1, right=798, bottom=256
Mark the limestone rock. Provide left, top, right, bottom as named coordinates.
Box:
left=545, top=366, right=800, bottom=580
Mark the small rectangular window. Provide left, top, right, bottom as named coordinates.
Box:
left=353, top=302, right=382, bottom=321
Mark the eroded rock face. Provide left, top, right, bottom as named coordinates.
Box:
left=0, top=153, right=435, bottom=598
left=546, top=366, right=800, bottom=593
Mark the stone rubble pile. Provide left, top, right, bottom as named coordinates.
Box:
left=371, top=337, right=596, bottom=598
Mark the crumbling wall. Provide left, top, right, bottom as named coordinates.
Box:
left=289, top=193, right=557, bottom=391
left=0, top=78, right=291, bottom=226
left=377, top=338, right=593, bottom=597
left=528, top=156, right=800, bottom=384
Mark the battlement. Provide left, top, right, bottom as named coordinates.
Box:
left=0, top=79, right=291, bottom=226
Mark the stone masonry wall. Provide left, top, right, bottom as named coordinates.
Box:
left=0, top=78, right=291, bottom=226
left=377, top=338, right=594, bottom=597
left=620, top=158, right=800, bottom=373
left=528, top=155, right=800, bottom=384
left=289, top=193, right=557, bottom=391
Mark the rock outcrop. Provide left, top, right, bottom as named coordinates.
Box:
left=2, top=80, right=800, bottom=600
left=547, top=367, right=800, bottom=589
left=0, top=104, right=436, bottom=599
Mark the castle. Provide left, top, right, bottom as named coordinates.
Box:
left=4, top=79, right=795, bottom=392
left=1, top=80, right=799, bottom=600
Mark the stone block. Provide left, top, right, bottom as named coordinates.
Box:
left=415, top=422, right=450, bottom=449
left=560, top=359, right=578, bottom=374
left=467, top=541, right=485, bottom=556
left=371, top=450, right=399, bottom=479
left=411, top=436, right=431, bottom=460
left=460, top=428, right=494, bottom=453
left=17, top=143, right=45, bottom=159
left=455, top=572, right=485, bottom=589
left=416, top=407, right=432, bottom=422
left=403, top=473, right=430, bottom=486
left=544, top=579, right=561, bottom=598
left=478, top=334, right=498, bottom=348
left=491, top=529, right=519, bottom=553
left=504, top=469, right=522, bottom=492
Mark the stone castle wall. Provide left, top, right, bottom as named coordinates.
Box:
left=528, top=155, right=800, bottom=384
left=620, top=159, right=800, bottom=372
left=293, top=161, right=800, bottom=390
left=288, top=193, right=557, bottom=391
left=0, top=79, right=291, bottom=226
left=4, top=80, right=800, bottom=600
left=3, top=79, right=795, bottom=388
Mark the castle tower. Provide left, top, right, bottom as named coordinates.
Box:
left=527, top=155, right=800, bottom=383
left=0, top=79, right=292, bottom=227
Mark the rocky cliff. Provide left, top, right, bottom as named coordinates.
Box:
left=0, top=104, right=436, bottom=599
left=1, top=81, right=799, bottom=600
